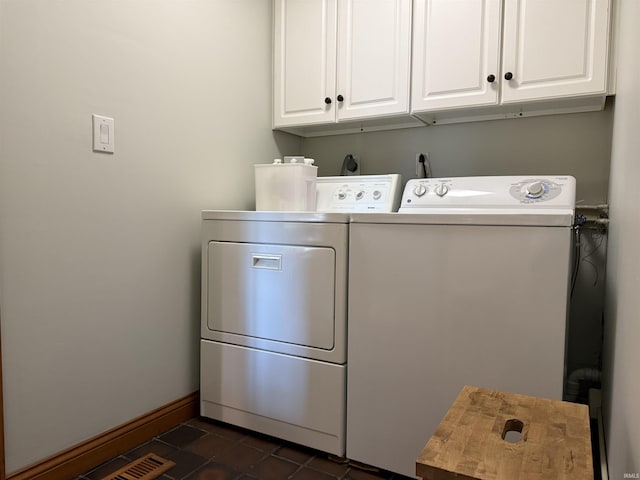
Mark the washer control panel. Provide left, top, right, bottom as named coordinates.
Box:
left=400, top=176, right=576, bottom=212
left=316, top=174, right=402, bottom=212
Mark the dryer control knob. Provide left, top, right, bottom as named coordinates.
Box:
left=356, top=190, right=365, bottom=200
left=372, top=190, right=382, bottom=200
left=337, top=190, right=347, bottom=200
left=435, top=184, right=449, bottom=197
left=413, top=183, right=427, bottom=197
left=526, top=181, right=545, bottom=198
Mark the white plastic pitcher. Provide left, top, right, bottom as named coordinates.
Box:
left=255, top=159, right=317, bottom=211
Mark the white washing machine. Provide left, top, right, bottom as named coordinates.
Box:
left=200, top=174, right=401, bottom=456
left=346, top=176, right=576, bottom=478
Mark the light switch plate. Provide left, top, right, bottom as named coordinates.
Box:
left=92, top=114, right=114, bottom=153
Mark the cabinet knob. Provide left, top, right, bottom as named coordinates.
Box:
left=487, top=74, right=496, bottom=83
left=324, top=97, right=332, bottom=105
left=504, top=72, right=513, bottom=80
left=337, top=94, right=344, bottom=102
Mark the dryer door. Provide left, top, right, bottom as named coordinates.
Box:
left=206, top=241, right=336, bottom=350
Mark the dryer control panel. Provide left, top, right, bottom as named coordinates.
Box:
left=400, top=176, right=576, bottom=213
left=316, top=174, right=402, bottom=212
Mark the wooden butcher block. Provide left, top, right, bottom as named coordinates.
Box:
left=416, top=385, right=593, bottom=480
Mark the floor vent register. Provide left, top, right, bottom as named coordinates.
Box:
left=100, top=453, right=175, bottom=480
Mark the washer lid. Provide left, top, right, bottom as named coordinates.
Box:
left=349, top=211, right=574, bottom=227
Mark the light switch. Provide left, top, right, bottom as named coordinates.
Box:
left=100, top=124, right=109, bottom=144
left=92, top=114, right=114, bottom=153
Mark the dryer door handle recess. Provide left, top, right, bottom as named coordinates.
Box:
left=251, top=253, right=282, bottom=271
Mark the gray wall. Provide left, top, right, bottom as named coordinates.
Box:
left=0, top=0, right=299, bottom=473
left=603, top=0, right=640, bottom=476
left=302, top=104, right=613, bottom=204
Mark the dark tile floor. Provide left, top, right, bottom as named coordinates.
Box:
left=75, top=417, right=413, bottom=480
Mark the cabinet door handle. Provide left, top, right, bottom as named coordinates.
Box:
left=337, top=94, right=344, bottom=102
left=324, top=97, right=332, bottom=104
left=504, top=72, right=513, bottom=80
left=487, top=74, right=496, bottom=83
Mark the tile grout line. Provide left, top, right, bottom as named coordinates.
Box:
left=285, top=454, right=310, bottom=479
left=174, top=422, right=279, bottom=479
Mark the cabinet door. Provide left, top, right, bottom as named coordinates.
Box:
left=411, top=0, right=502, bottom=112
left=501, top=0, right=610, bottom=103
left=336, top=0, right=412, bottom=121
left=273, top=0, right=337, bottom=127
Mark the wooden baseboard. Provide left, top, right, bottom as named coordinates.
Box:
left=7, top=391, right=199, bottom=480
left=1, top=319, right=5, bottom=480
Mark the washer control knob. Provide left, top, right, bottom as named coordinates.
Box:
left=372, top=190, right=382, bottom=200
left=435, top=184, right=449, bottom=197
left=413, top=183, right=427, bottom=197
left=526, top=181, right=545, bottom=198
left=337, top=190, right=346, bottom=200
left=355, top=190, right=365, bottom=200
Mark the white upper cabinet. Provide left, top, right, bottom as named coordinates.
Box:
left=273, top=0, right=418, bottom=135
left=411, top=0, right=502, bottom=111
left=275, top=0, right=613, bottom=133
left=336, top=0, right=412, bottom=121
left=411, top=0, right=612, bottom=121
left=273, top=0, right=338, bottom=127
left=501, top=0, right=610, bottom=103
